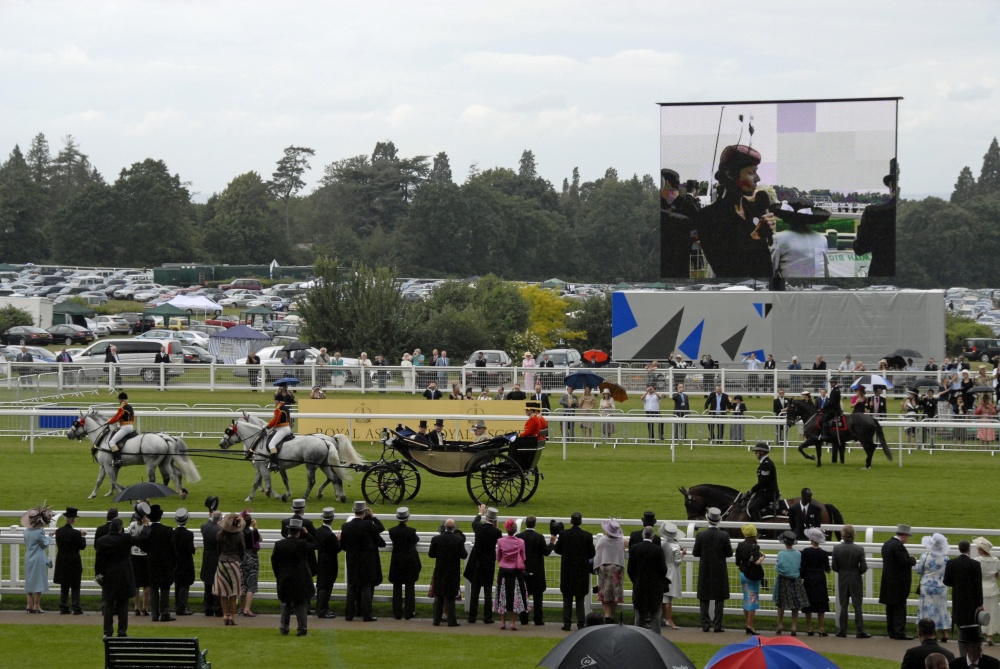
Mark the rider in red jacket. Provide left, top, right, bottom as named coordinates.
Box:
left=520, top=401, right=548, bottom=442
left=266, top=398, right=292, bottom=471
left=107, top=392, right=134, bottom=468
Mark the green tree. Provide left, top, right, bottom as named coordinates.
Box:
left=952, top=166, right=977, bottom=204
left=49, top=135, right=103, bottom=212
left=413, top=305, right=491, bottom=360
left=429, top=151, right=453, bottom=184
left=575, top=172, right=659, bottom=281
left=113, top=158, right=194, bottom=264
left=518, top=150, right=537, bottom=179
left=567, top=293, right=612, bottom=352
left=0, top=304, right=34, bottom=331
left=204, top=172, right=285, bottom=263
left=0, top=145, right=48, bottom=262
left=896, top=198, right=991, bottom=287
left=49, top=183, right=116, bottom=264
left=269, top=145, right=315, bottom=235
left=520, top=284, right=584, bottom=348
left=415, top=275, right=529, bottom=352
left=26, top=133, right=51, bottom=186
left=946, top=312, right=993, bottom=356
left=977, top=137, right=1000, bottom=196
left=402, top=180, right=471, bottom=275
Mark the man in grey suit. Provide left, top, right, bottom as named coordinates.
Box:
left=692, top=507, right=733, bottom=633
left=832, top=524, right=870, bottom=638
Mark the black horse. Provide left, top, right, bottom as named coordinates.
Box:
left=678, top=483, right=844, bottom=539
left=785, top=399, right=891, bottom=469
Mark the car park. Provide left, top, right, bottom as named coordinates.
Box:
left=188, top=323, right=227, bottom=336
left=113, top=283, right=161, bottom=300
left=74, top=338, right=186, bottom=382
left=180, top=345, right=215, bottom=364
left=219, top=278, right=264, bottom=292
left=95, top=315, right=131, bottom=335
left=205, top=315, right=239, bottom=328
left=46, top=323, right=95, bottom=345
left=2, top=326, right=54, bottom=346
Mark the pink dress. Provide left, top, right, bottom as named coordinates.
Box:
left=976, top=403, right=996, bottom=442
left=494, top=535, right=528, bottom=615
left=523, top=358, right=536, bottom=389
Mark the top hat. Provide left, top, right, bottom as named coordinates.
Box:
left=752, top=442, right=770, bottom=453
left=147, top=505, right=163, bottom=522
left=684, top=179, right=699, bottom=191
left=175, top=508, right=189, bottom=524
left=291, top=498, right=306, bottom=511
left=322, top=507, right=335, bottom=521
left=134, top=502, right=150, bottom=518
left=641, top=511, right=657, bottom=527
left=895, top=523, right=912, bottom=536
left=418, top=420, right=428, bottom=428
left=352, top=500, right=367, bottom=514
left=660, top=168, right=680, bottom=189
left=525, top=401, right=541, bottom=410
left=706, top=507, right=722, bottom=524
left=769, top=198, right=832, bottom=226
left=64, top=507, right=79, bottom=519
left=205, top=496, right=219, bottom=513
left=958, top=624, right=984, bottom=645
left=396, top=507, right=410, bottom=521
left=549, top=519, right=565, bottom=536
left=484, top=507, right=499, bottom=522
left=288, top=517, right=303, bottom=530
left=434, top=419, right=445, bottom=427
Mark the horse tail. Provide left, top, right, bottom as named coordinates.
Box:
left=874, top=420, right=892, bottom=461
left=825, top=503, right=844, bottom=541
left=171, top=437, right=202, bottom=484
left=330, top=434, right=366, bottom=466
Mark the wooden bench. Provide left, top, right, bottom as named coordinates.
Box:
left=104, top=637, right=211, bottom=669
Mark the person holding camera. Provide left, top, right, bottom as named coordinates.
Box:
left=340, top=501, right=385, bottom=622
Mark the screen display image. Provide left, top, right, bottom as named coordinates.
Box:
left=659, top=98, right=900, bottom=280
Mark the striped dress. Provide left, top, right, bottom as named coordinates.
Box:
left=213, top=530, right=246, bottom=598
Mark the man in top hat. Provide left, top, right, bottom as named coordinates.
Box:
left=266, top=396, right=293, bottom=471
left=660, top=167, right=702, bottom=277
left=412, top=419, right=432, bottom=445
left=95, top=518, right=138, bottom=638
left=944, top=540, right=984, bottom=655
left=695, top=144, right=776, bottom=278
left=465, top=503, right=502, bottom=624
left=315, top=507, right=341, bottom=619
left=831, top=524, right=871, bottom=638
left=901, top=618, right=955, bottom=669
left=628, top=525, right=668, bottom=633
left=551, top=511, right=596, bottom=631
left=388, top=507, right=421, bottom=620
left=430, top=419, right=447, bottom=446
left=692, top=507, right=733, bottom=632
left=880, top=522, right=917, bottom=639
left=520, top=401, right=548, bottom=443
left=281, top=498, right=317, bottom=542
left=951, top=625, right=1000, bottom=669
left=54, top=507, right=87, bottom=615
left=143, top=504, right=176, bottom=622
left=853, top=158, right=898, bottom=277
left=200, top=499, right=223, bottom=617
left=788, top=488, right=823, bottom=540
left=472, top=420, right=490, bottom=443
left=340, top=500, right=385, bottom=622
left=428, top=518, right=467, bottom=627
left=95, top=508, right=119, bottom=542
left=107, top=391, right=135, bottom=468
left=629, top=511, right=661, bottom=549
left=748, top=442, right=779, bottom=521
left=271, top=517, right=317, bottom=636
left=517, top=515, right=554, bottom=627
left=172, top=508, right=196, bottom=616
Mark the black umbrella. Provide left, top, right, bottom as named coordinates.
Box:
left=114, top=481, right=177, bottom=502
left=890, top=348, right=923, bottom=358
left=909, top=378, right=943, bottom=390
left=538, top=624, right=697, bottom=669
left=280, top=340, right=310, bottom=352
left=563, top=371, right=604, bottom=389
left=969, top=385, right=995, bottom=394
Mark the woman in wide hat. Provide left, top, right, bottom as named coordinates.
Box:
left=214, top=512, right=246, bottom=626
left=21, top=503, right=54, bottom=613
left=593, top=518, right=625, bottom=623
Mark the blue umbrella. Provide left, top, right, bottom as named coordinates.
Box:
left=563, top=371, right=604, bottom=389
left=705, top=635, right=840, bottom=669
left=273, top=377, right=301, bottom=386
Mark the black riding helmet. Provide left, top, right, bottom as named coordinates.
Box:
left=118, top=392, right=128, bottom=401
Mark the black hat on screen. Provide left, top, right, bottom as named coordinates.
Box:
left=660, top=168, right=680, bottom=189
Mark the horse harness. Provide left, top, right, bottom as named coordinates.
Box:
left=726, top=491, right=789, bottom=522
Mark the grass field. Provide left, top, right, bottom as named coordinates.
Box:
left=0, top=625, right=899, bottom=669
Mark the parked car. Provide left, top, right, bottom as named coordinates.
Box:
left=218, top=293, right=258, bottom=308
left=2, top=326, right=54, bottom=346
left=168, top=317, right=190, bottom=331
left=86, top=318, right=110, bottom=337
left=535, top=348, right=583, bottom=388
left=95, top=315, right=132, bottom=335
left=205, top=315, right=239, bottom=328
left=219, top=278, right=264, bottom=292
left=188, top=324, right=227, bottom=336
left=74, top=338, right=186, bottom=383
left=46, top=323, right=96, bottom=345
left=462, top=349, right=513, bottom=387
left=113, top=283, right=161, bottom=300
left=232, top=345, right=356, bottom=385
left=180, top=345, right=216, bottom=364
left=1, top=345, right=59, bottom=371
left=962, top=338, right=1000, bottom=363
left=119, top=313, right=162, bottom=333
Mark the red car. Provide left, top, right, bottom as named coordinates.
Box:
left=205, top=315, right=240, bottom=328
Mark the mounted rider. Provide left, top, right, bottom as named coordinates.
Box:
left=520, top=401, right=548, bottom=442
left=747, top=442, right=779, bottom=521
left=820, top=377, right=844, bottom=441
left=107, top=392, right=135, bottom=469
left=266, top=395, right=293, bottom=472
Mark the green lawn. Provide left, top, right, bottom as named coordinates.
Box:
left=0, top=625, right=898, bottom=669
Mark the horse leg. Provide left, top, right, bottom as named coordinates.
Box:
left=303, top=465, right=316, bottom=500
left=106, top=465, right=122, bottom=496
left=797, top=438, right=816, bottom=461
left=813, top=439, right=823, bottom=467
left=319, top=465, right=345, bottom=503
left=90, top=465, right=107, bottom=499
left=863, top=442, right=875, bottom=470
left=145, top=457, right=158, bottom=483
left=317, top=477, right=329, bottom=499
left=279, top=470, right=292, bottom=502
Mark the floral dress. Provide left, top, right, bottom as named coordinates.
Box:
left=975, top=403, right=996, bottom=442
left=978, top=554, right=1000, bottom=635
left=916, top=552, right=951, bottom=631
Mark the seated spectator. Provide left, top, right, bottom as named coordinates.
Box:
left=310, top=386, right=326, bottom=399
left=837, top=355, right=853, bottom=372
left=813, top=355, right=827, bottom=370
left=507, top=384, right=527, bottom=401
left=476, top=388, right=491, bottom=401
left=924, top=358, right=939, bottom=372
left=852, top=360, right=867, bottom=372
left=423, top=382, right=443, bottom=400
left=449, top=384, right=463, bottom=400
left=464, top=387, right=474, bottom=400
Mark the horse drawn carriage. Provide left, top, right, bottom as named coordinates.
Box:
left=360, top=426, right=545, bottom=508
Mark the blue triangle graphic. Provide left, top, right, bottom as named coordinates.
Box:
left=611, top=292, right=638, bottom=337
left=677, top=320, right=705, bottom=359
left=740, top=349, right=767, bottom=362
left=753, top=303, right=764, bottom=318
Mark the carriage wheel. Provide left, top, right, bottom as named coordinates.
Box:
left=361, top=465, right=404, bottom=506
left=395, top=460, right=421, bottom=500
left=466, top=453, right=524, bottom=507
left=520, top=468, right=542, bottom=503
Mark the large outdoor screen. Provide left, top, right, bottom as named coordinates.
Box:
left=659, top=98, right=900, bottom=280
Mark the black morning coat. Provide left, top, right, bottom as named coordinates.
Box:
left=516, top=527, right=554, bottom=593
left=553, top=525, right=596, bottom=596
left=95, top=532, right=138, bottom=601
left=341, top=516, right=387, bottom=586
left=173, top=525, right=196, bottom=587
left=315, top=522, right=341, bottom=590
left=143, top=522, right=177, bottom=587
left=428, top=530, right=468, bottom=596
left=464, top=515, right=502, bottom=582
left=628, top=539, right=668, bottom=613
left=878, top=536, right=915, bottom=605
left=388, top=521, right=422, bottom=584
left=53, top=522, right=87, bottom=585
left=271, top=535, right=317, bottom=604
left=692, top=526, right=733, bottom=600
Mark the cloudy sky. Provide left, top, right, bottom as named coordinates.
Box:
left=2, top=1, right=996, bottom=201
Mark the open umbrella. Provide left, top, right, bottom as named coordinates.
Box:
left=705, top=635, right=841, bottom=669
left=582, top=349, right=609, bottom=365
left=563, top=371, right=604, bottom=389
left=280, top=340, right=310, bottom=352
left=538, top=624, right=697, bottom=669
left=890, top=348, right=923, bottom=359
left=114, top=481, right=177, bottom=502
left=851, top=374, right=893, bottom=390
left=969, top=385, right=995, bottom=394
left=909, top=378, right=943, bottom=390
left=598, top=381, right=628, bottom=403
left=273, top=377, right=301, bottom=386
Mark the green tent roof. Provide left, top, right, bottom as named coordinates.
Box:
left=143, top=303, right=191, bottom=317
left=52, top=301, right=97, bottom=316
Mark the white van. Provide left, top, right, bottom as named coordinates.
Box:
left=75, top=338, right=185, bottom=383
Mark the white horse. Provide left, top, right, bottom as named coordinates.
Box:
left=67, top=410, right=201, bottom=499
left=219, top=414, right=365, bottom=502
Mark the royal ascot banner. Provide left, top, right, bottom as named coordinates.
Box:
left=298, top=399, right=528, bottom=441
